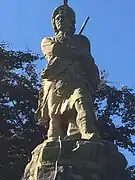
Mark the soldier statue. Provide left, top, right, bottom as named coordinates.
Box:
left=36, top=0, right=100, bottom=141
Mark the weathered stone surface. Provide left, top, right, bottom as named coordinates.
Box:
left=23, top=139, right=128, bottom=180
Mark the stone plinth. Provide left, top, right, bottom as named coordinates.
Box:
left=23, top=139, right=128, bottom=180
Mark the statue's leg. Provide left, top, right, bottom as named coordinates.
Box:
left=74, top=96, right=99, bottom=140
left=67, top=121, right=81, bottom=139
left=63, top=110, right=81, bottom=139
left=47, top=114, right=64, bottom=140
left=47, top=90, right=64, bottom=141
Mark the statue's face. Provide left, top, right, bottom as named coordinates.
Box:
left=54, top=11, right=74, bottom=33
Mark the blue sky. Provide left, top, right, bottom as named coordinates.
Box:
left=0, top=0, right=135, bottom=165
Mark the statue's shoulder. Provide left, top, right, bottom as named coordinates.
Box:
left=72, top=35, right=91, bottom=51
left=41, top=36, right=56, bottom=46
left=73, top=34, right=90, bottom=44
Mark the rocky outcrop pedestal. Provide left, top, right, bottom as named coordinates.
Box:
left=23, top=139, right=128, bottom=180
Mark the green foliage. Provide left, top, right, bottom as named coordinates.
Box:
left=127, top=166, right=135, bottom=180
left=0, top=43, right=46, bottom=180
left=96, top=71, right=135, bottom=153
left=0, top=44, right=134, bottom=179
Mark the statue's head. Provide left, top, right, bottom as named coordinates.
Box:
left=52, top=4, right=76, bottom=35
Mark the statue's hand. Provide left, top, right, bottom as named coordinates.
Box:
left=56, top=32, right=70, bottom=44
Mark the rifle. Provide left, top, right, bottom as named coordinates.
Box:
left=79, top=16, right=90, bottom=35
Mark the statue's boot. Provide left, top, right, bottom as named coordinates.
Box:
left=74, top=97, right=100, bottom=141
left=67, top=122, right=81, bottom=139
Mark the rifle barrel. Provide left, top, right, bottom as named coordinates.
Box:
left=79, top=16, right=90, bottom=35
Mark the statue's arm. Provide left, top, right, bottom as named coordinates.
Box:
left=76, top=35, right=100, bottom=89
left=41, top=37, right=89, bottom=58
left=41, top=37, right=71, bottom=57
left=69, top=35, right=92, bottom=58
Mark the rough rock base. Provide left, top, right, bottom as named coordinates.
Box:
left=23, top=139, right=128, bottom=180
